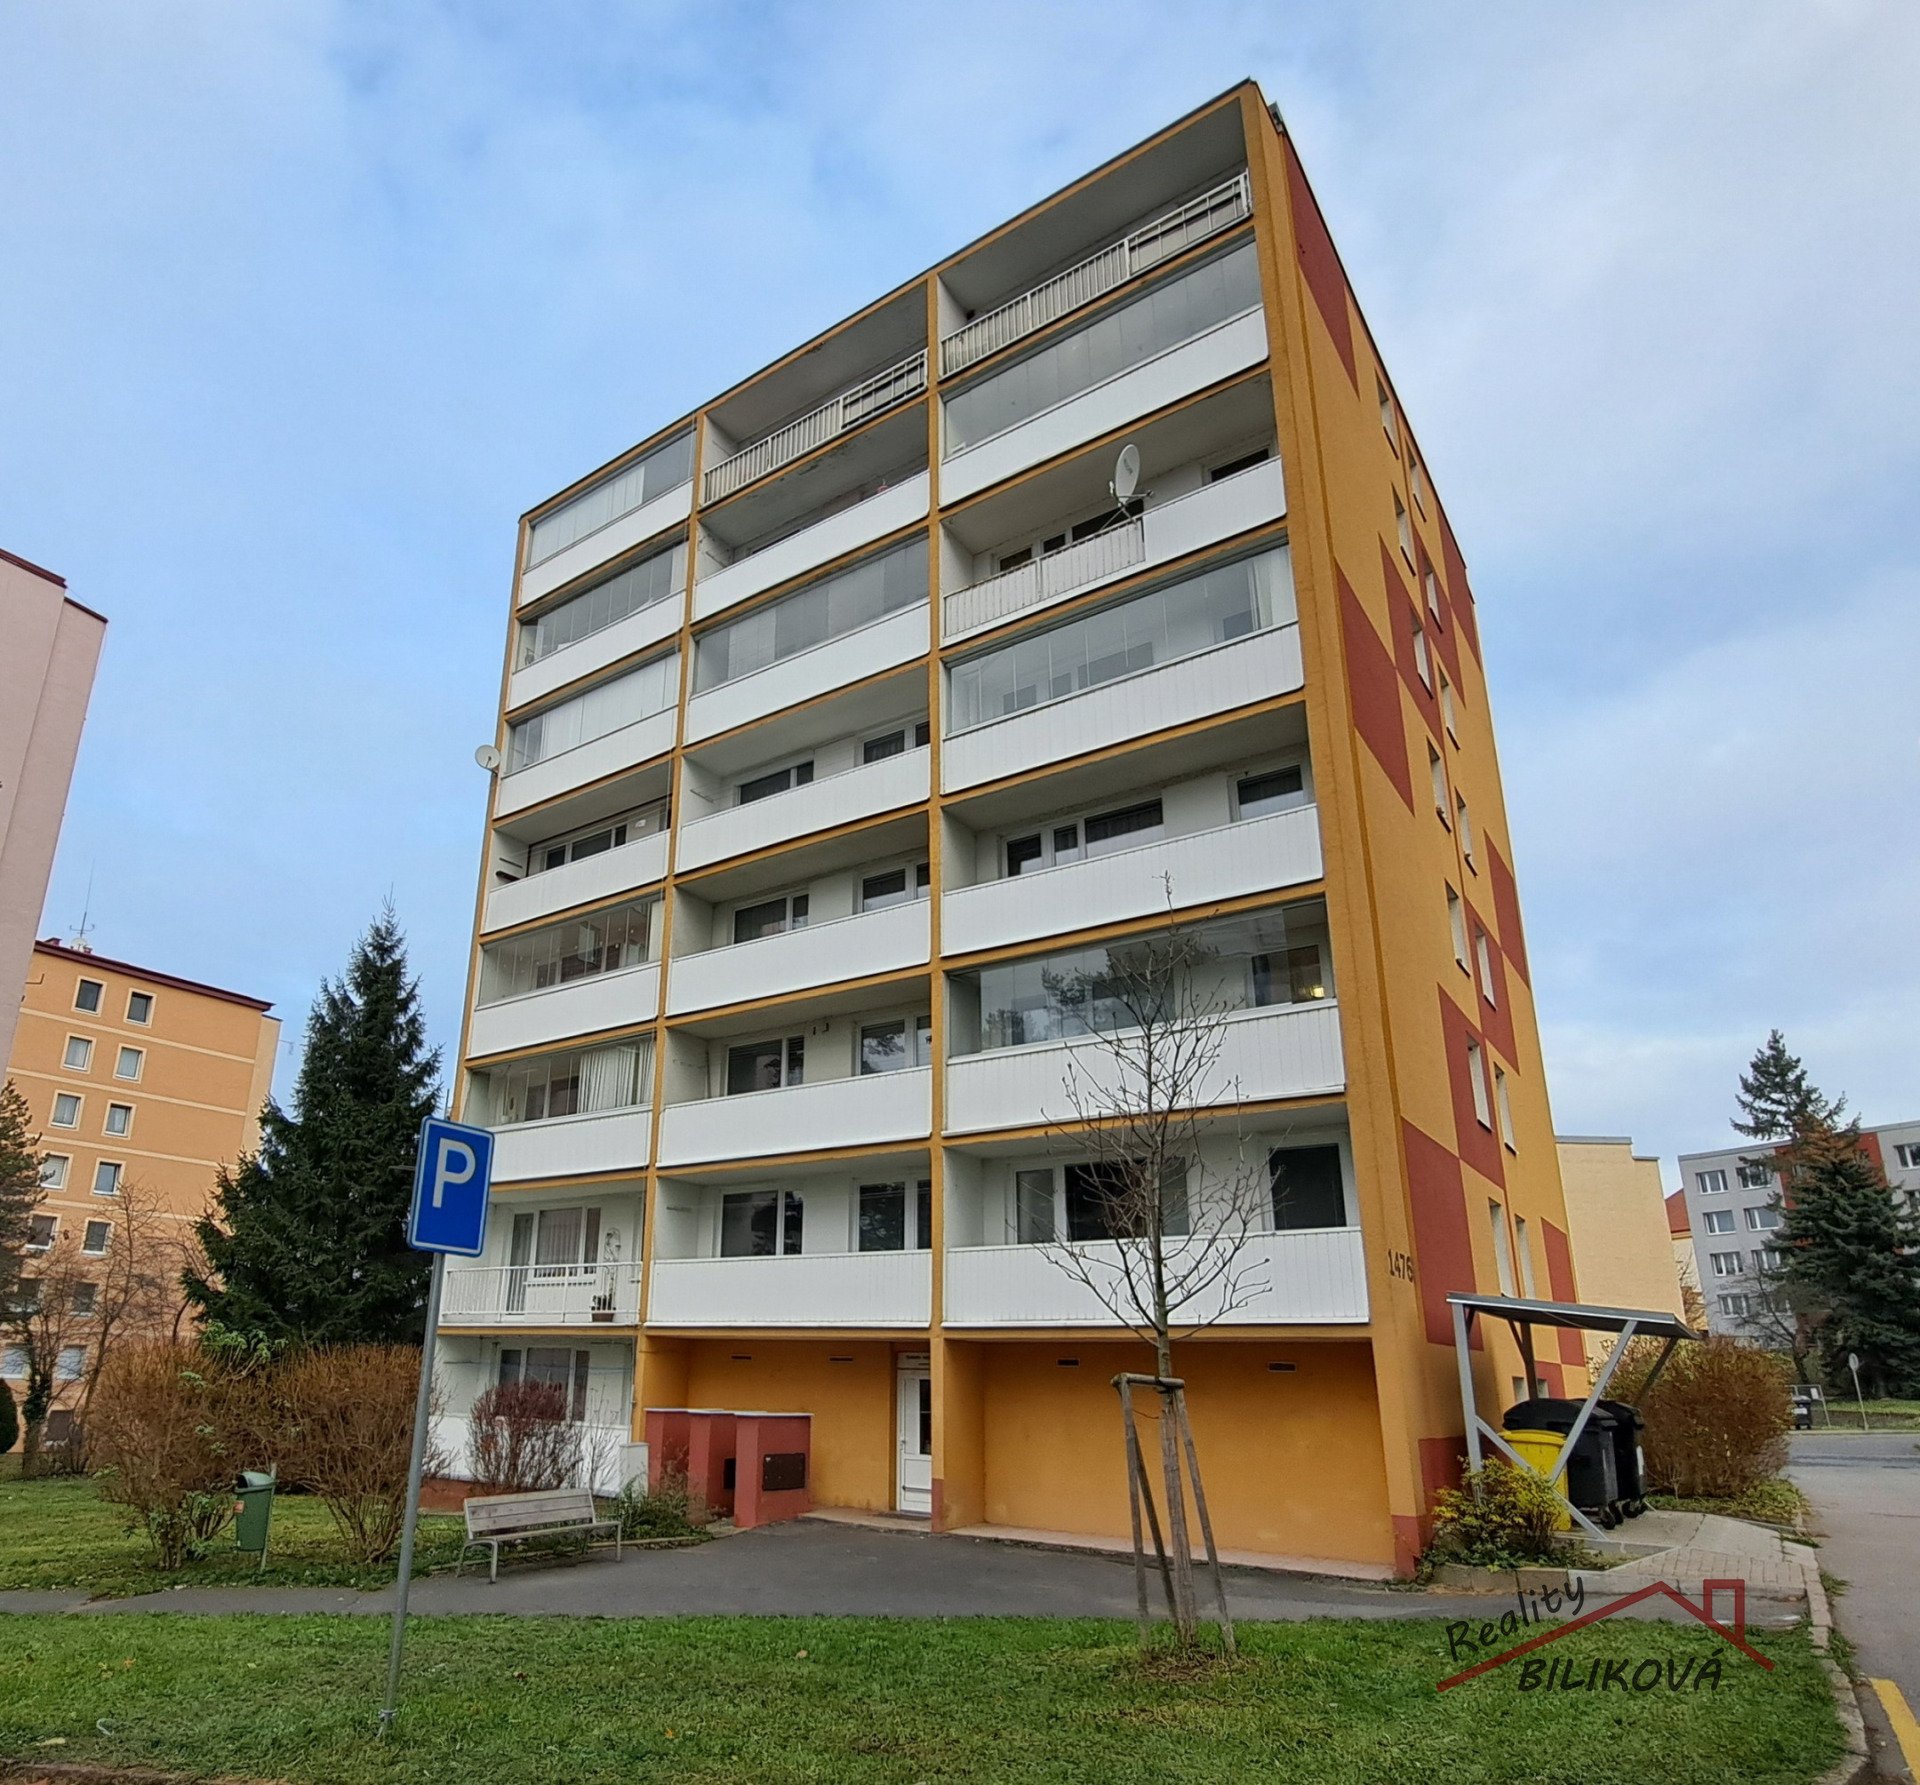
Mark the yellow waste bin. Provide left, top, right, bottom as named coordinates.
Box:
left=1499, top=1428, right=1572, bottom=1531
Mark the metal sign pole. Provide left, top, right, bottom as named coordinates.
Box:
left=380, top=1248, right=447, bottom=1738
left=1848, top=1352, right=1868, bottom=1431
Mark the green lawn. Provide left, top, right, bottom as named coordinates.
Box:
left=1811, top=1398, right=1920, bottom=1431
left=0, top=1613, right=1843, bottom=1785
left=1647, top=1477, right=1809, bottom=1528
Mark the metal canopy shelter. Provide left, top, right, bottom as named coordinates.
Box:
left=1448, top=1293, right=1701, bottom=1541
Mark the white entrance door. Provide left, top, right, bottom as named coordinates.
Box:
left=896, top=1355, right=932, bottom=1516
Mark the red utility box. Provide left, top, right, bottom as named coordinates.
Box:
left=644, top=1407, right=812, bottom=1530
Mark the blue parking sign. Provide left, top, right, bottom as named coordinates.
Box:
left=407, top=1116, right=494, bottom=1257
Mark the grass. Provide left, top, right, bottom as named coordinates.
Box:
left=0, top=1613, right=1845, bottom=1785
left=1646, top=1477, right=1810, bottom=1528
left=1806, top=1397, right=1920, bottom=1431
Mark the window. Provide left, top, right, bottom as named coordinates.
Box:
left=82, top=1220, right=111, bottom=1255
left=858, top=863, right=930, bottom=911
left=1208, top=447, right=1270, bottom=482
left=861, top=719, right=931, bottom=763
left=1393, top=493, right=1413, bottom=561
left=694, top=535, right=926, bottom=691
left=63, top=1036, right=93, bottom=1071
left=1429, top=745, right=1448, bottom=821
left=1702, top=1209, right=1735, bottom=1234
left=1410, top=453, right=1430, bottom=514
left=1004, top=799, right=1165, bottom=878
left=506, top=653, right=677, bottom=773
left=56, top=1345, right=86, bottom=1382
left=1697, top=1168, right=1729, bottom=1194
left=495, top=1345, right=594, bottom=1422
left=1456, top=795, right=1475, bottom=869
left=1066, top=1160, right=1187, bottom=1242
left=1474, top=930, right=1497, bottom=1006
left=948, top=547, right=1293, bottom=732
left=1251, top=945, right=1327, bottom=1007
left=858, top=1180, right=933, bottom=1252
left=720, top=1189, right=804, bottom=1257
left=1493, top=1066, right=1516, bottom=1150
left=527, top=802, right=669, bottom=876
left=51, top=1093, right=81, bottom=1128
left=1447, top=887, right=1470, bottom=972
left=945, top=243, right=1261, bottom=452
left=993, top=498, right=1143, bottom=574
left=1895, top=1143, right=1920, bottom=1170
left=104, top=1103, right=133, bottom=1137
left=70, top=1282, right=97, bottom=1316
left=1377, top=378, right=1397, bottom=445
left=1235, top=764, right=1308, bottom=819
left=126, top=991, right=154, bottom=1025
left=524, top=429, right=693, bottom=568
left=1269, top=1145, right=1346, bottom=1230
left=1015, top=1169, right=1056, bottom=1243
left=738, top=760, right=813, bottom=805
left=1466, top=1039, right=1491, bottom=1128
left=1514, top=1216, right=1537, bottom=1297
left=1736, top=1163, right=1773, bottom=1189
left=1424, top=568, right=1442, bottom=621
left=1411, top=619, right=1432, bottom=690
left=1753, top=1248, right=1785, bottom=1272
left=114, top=1047, right=144, bottom=1082
left=1710, top=1251, right=1744, bottom=1277
left=725, top=1036, right=805, bottom=1095
left=1718, top=1293, right=1751, bottom=1317
left=27, top=1213, right=56, bottom=1251
left=518, top=541, right=684, bottom=667
left=1489, top=1202, right=1516, bottom=1294
left=859, top=1015, right=932, bottom=1075
left=477, top=900, right=657, bottom=1003
left=1439, top=671, right=1457, bottom=739
left=1744, top=1205, right=1782, bottom=1231
left=731, top=892, right=809, bottom=945
left=483, top=1040, right=651, bottom=1124
left=1, top=1346, right=25, bottom=1377
left=39, top=1156, right=69, bottom=1190
left=74, top=978, right=103, bottom=1013
left=92, top=1161, right=123, bottom=1198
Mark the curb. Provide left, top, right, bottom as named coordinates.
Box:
left=1790, top=1541, right=1872, bottom=1785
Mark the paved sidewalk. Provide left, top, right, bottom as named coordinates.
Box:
left=1575, top=1508, right=1808, bottom=1602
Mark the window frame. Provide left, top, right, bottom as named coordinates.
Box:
left=92, top=1160, right=124, bottom=1199
left=1702, top=1209, right=1735, bottom=1234
left=999, top=794, right=1168, bottom=881
left=39, top=1155, right=70, bottom=1190
left=1474, top=928, right=1498, bottom=1007
left=723, top=1034, right=807, bottom=1096
left=1232, top=757, right=1312, bottom=822
left=1429, top=745, right=1449, bottom=823
left=1466, top=1038, right=1492, bottom=1128
left=82, top=1219, right=112, bottom=1256
left=857, top=1014, right=934, bottom=1076
left=74, top=978, right=104, bottom=1013
left=729, top=888, right=811, bottom=946
left=1489, top=1201, right=1516, bottom=1295
left=1447, top=886, right=1471, bottom=974
left=735, top=754, right=816, bottom=807
left=62, top=1035, right=94, bottom=1072
left=27, top=1212, right=57, bottom=1252
left=125, top=990, right=155, bottom=1025
left=1492, top=1065, right=1516, bottom=1151
left=1697, top=1168, right=1729, bottom=1194
left=104, top=1101, right=135, bottom=1138
left=50, top=1092, right=82, bottom=1129
left=1393, top=491, right=1414, bottom=563
left=857, top=860, right=931, bottom=913
left=1411, top=617, right=1432, bottom=691
left=114, top=1046, right=145, bottom=1083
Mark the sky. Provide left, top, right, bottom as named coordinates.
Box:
left=2, top=0, right=1914, bottom=1182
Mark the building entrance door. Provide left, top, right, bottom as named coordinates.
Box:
left=896, top=1353, right=932, bottom=1516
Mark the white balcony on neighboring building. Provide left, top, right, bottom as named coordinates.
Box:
left=467, top=965, right=660, bottom=1059
left=695, top=473, right=930, bottom=623
left=667, top=901, right=929, bottom=1016
left=942, top=1227, right=1368, bottom=1328
left=942, top=623, right=1301, bottom=794
left=646, top=1250, right=931, bottom=1329
left=943, top=458, right=1285, bottom=642
left=483, top=833, right=670, bottom=933
left=657, top=1066, right=932, bottom=1167
left=685, top=603, right=929, bottom=744
left=508, top=597, right=684, bottom=713
left=491, top=1106, right=654, bottom=1183
left=943, top=807, right=1321, bottom=958
left=519, top=481, right=692, bottom=609
left=941, top=308, right=1268, bottom=506
left=676, top=746, right=929, bottom=873
left=494, top=709, right=677, bottom=819
left=441, top=1262, right=643, bottom=1328
left=945, top=999, right=1344, bottom=1136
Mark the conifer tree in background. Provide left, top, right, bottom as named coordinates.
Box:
left=1732, top=1029, right=1845, bottom=1139
left=186, top=908, right=442, bottom=1346
left=0, top=1080, right=47, bottom=1318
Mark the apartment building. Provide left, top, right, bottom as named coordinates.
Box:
left=1666, top=1191, right=1700, bottom=1305
left=436, top=82, right=1580, bottom=1575
left=1682, top=1121, right=1920, bottom=1338
left=0, top=548, right=106, bottom=1067
left=1554, top=1136, right=1687, bottom=1366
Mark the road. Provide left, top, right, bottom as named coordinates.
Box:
left=1790, top=1429, right=1920, bottom=1778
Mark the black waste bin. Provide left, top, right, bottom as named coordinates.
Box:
left=1502, top=1399, right=1621, bottom=1526
left=1595, top=1399, right=1647, bottom=1515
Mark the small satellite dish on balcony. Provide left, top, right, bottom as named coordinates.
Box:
left=473, top=745, right=501, bottom=773
left=1112, top=443, right=1141, bottom=507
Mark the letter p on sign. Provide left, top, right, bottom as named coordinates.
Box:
left=407, top=1117, right=494, bottom=1257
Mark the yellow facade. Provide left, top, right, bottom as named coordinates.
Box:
left=1556, top=1136, right=1689, bottom=1364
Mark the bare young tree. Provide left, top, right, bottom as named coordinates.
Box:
left=4, top=1231, right=92, bottom=1472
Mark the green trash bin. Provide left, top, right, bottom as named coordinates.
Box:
left=235, top=1469, right=276, bottom=1568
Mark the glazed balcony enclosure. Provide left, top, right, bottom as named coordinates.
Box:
left=519, top=428, right=694, bottom=608
left=472, top=1038, right=654, bottom=1184
left=494, top=652, right=678, bottom=819
left=510, top=539, right=687, bottom=711
left=468, top=898, right=661, bottom=1056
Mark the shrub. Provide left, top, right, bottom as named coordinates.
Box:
left=1426, top=1457, right=1566, bottom=1569
left=612, top=1465, right=707, bottom=1540
left=467, top=1380, right=582, bottom=1496
left=88, top=1341, right=242, bottom=1569
left=1611, top=1334, right=1791, bottom=1498
left=0, top=1377, right=17, bottom=1455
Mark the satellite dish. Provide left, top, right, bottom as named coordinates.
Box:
left=473, top=745, right=502, bottom=773
left=1112, top=443, right=1141, bottom=507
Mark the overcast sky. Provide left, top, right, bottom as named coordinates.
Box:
left=3, top=1, right=1913, bottom=1179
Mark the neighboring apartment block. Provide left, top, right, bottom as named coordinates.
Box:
left=1554, top=1136, right=1687, bottom=1366
left=0, top=548, right=106, bottom=1068
left=436, top=83, right=1581, bottom=1575
left=1680, top=1121, right=1920, bottom=1337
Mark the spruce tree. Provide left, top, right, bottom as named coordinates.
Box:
left=0, top=1080, right=46, bottom=1317
left=186, top=908, right=443, bottom=1345
left=1733, top=1030, right=1845, bottom=1139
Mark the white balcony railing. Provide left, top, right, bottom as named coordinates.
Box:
left=943, top=1228, right=1368, bottom=1328
left=667, top=899, right=929, bottom=1016
left=490, top=1105, right=654, bottom=1183
left=432, top=1415, right=643, bottom=1496
left=942, top=806, right=1321, bottom=958
left=945, top=1000, right=1344, bottom=1136
left=940, top=172, right=1252, bottom=378
left=441, top=1263, right=642, bottom=1327
left=483, top=832, right=669, bottom=934
left=657, top=1066, right=932, bottom=1167
left=647, top=1250, right=932, bottom=1328
left=704, top=351, right=928, bottom=506
left=467, top=964, right=660, bottom=1059
left=676, top=746, right=929, bottom=873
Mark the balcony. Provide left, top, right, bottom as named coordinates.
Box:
left=943, top=807, right=1321, bottom=958
left=508, top=595, right=684, bottom=713
left=942, top=1228, right=1368, bottom=1328
left=676, top=746, right=929, bottom=874
left=467, top=964, right=660, bottom=1059
left=647, top=1250, right=931, bottom=1328
left=483, top=832, right=669, bottom=933
left=704, top=351, right=928, bottom=506
left=490, top=1106, right=654, bottom=1183
left=685, top=602, right=929, bottom=744
left=695, top=473, right=929, bottom=624
left=657, top=1066, right=932, bottom=1167
left=944, top=999, right=1344, bottom=1136
left=942, top=623, right=1302, bottom=794
left=441, top=1262, right=642, bottom=1328
left=667, top=900, right=929, bottom=1017
left=940, top=172, right=1251, bottom=379
left=520, top=480, right=692, bottom=610
left=494, top=709, right=677, bottom=819
left=943, top=457, right=1284, bottom=642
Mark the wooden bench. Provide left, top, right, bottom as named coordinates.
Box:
left=457, top=1488, right=621, bottom=1583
